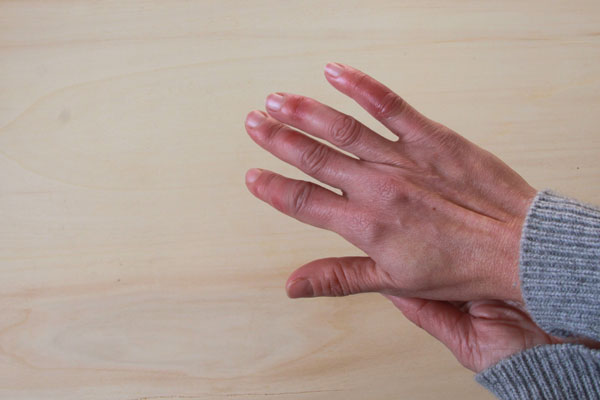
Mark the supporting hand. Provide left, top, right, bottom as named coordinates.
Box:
left=385, top=295, right=563, bottom=372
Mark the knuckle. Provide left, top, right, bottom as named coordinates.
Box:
left=323, top=259, right=352, bottom=296
left=287, top=96, right=313, bottom=122
left=255, top=172, right=277, bottom=197
left=375, top=92, right=407, bottom=120
left=363, top=219, right=385, bottom=245
left=300, top=143, right=329, bottom=174
left=329, top=114, right=361, bottom=147
left=351, top=72, right=370, bottom=93
left=263, top=122, right=287, bottom=141
left=347, top=211, right=384, bottom=246
left=289, top=181, right=314, bottom=215
left=347, top=211, right=372, bottom=234
left=434, top=126, right=463, bottom=154
left=373, top=174, right=406, bottom=203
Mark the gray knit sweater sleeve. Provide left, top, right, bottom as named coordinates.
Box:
left=475, top=189, right=600, bottom=399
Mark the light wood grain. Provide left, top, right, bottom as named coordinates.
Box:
left=1, top=1, right=599, bottom=399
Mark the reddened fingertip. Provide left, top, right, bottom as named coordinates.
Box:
left=286, top=278, right=314, bottom=298
left=245, top=168, right=262, bottom=183
left=325, top=63, right=344, bottom=78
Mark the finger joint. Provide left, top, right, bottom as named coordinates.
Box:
left=290, top=181, right=315, bottom=215
left=351, top=72, right=370, bottom=93
left=300, top=143, right=330, bottom=175
left=264, top=122, right=287, bottom=141
left=375, top=92, right=407, bottom=121
left=330, top=114, right=361, bottom=147
left=327, top=259, right=352, bottom=296
left=287, top=96, right=313, bottom=122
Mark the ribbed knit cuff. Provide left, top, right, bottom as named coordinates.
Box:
left=519, top=189, right=600, bottom=340
left=475, top=344, right=600, bottom=400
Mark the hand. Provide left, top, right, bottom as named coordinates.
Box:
left=244, top=63, right=537, bottom=303
left=385, top=295, right=562, bottom=373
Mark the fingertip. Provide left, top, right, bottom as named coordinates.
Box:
left=286, top=278, right=314, bottom=298
left=324, top=62, right=345, bottom=78
left=245, top=168, right=263, bottom=184
left=245, top=110, right=267, bottom=128
left=266, top=92, right=285, bottom=112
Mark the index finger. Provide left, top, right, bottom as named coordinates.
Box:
left=323, top=63, right=432, bottom=141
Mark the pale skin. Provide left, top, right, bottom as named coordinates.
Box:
left=243, top=62, right=564, bottom=373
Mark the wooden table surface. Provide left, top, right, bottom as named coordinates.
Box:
left=2, top=1, right=599, bottom=399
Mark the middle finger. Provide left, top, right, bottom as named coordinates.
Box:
left=245, top=110, right=364, bottom=193
left=264, top=92, right=400, bottom=163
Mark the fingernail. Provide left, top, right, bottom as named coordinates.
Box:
left=287, top=278, right=314, bottom=298
left=266, top=93, right=284, bottom=111
left=246, top=111, right=266, bottom=128
left=245, top=168, right=262, bottom=183
left=325, top=62, right=344, bottom=78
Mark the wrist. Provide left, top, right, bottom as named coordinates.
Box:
left=492, top=188, right=538, bottom=304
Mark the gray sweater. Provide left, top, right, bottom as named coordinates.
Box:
left=475, top=189, right=600, bottom=399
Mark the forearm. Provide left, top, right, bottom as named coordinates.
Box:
left=477, top=189, right=600, bottom=399
left=476, top=344, right=600, bottom=400
left=519, top=189, right=600, bottom=340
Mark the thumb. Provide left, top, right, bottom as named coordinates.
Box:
left=286, top=256, right=392, bottom=298
left=383, top=295, right=467, bottom=349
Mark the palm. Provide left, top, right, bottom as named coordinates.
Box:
left=445, top=300, right=561, bottom=372
left=385, top=296, right=560, bottom=372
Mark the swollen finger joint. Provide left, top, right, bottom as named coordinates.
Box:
left=290, top=182, right=315, bottom=215
left=330, top=114, right=361, bottom=147
left=375, top=92, right=407, bottom=121
left=300, top=143, right=330, bottom=175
